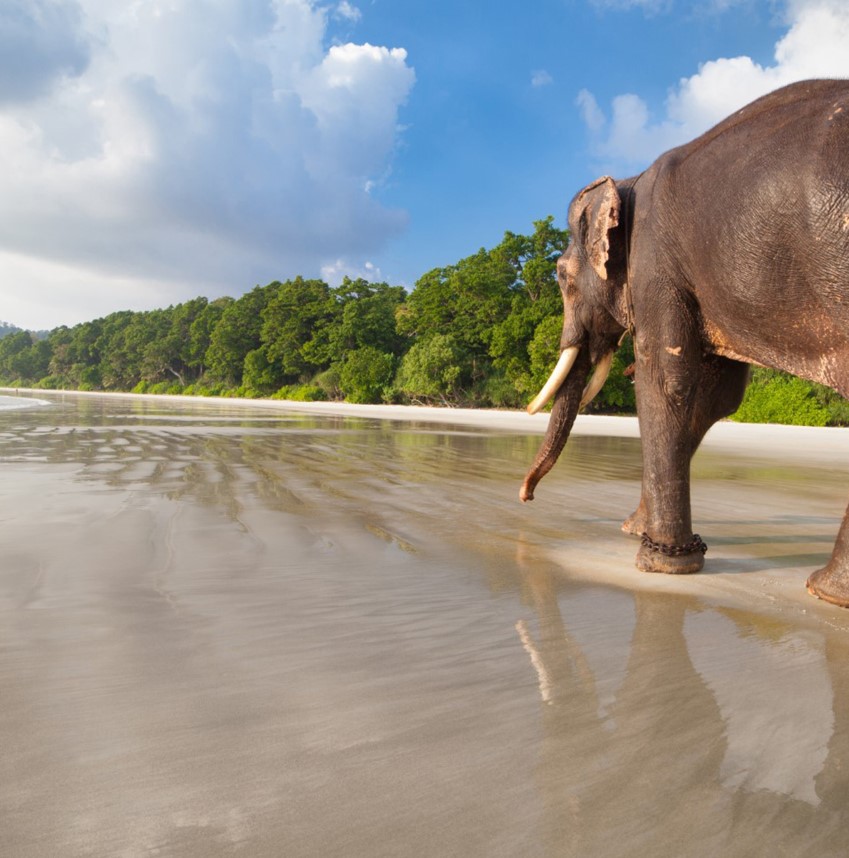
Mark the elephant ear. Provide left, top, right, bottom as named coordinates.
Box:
left=570, top=176, right=621, bottom=281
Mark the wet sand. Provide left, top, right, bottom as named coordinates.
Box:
left=1, top=390, right=849, bottom=856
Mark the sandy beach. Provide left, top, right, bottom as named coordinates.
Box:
left=1, top=389, right=849, bottom=856
left=10, top=384, right=849, bottom=456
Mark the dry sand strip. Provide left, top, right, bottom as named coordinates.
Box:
left=5, top=386, right=849, bottom=465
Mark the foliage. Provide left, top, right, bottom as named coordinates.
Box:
left=731, top=368, right=829, bottom=426
left=262, top=277, right=337, bottom=380
left=242, top=345, right=286, bottom=396
left=810, top=382, right=849, bottom=426
left=0, top=321, right=22, bottom=339
left=479, top=372, right=523, bottom=408
left=0, top=213, right=844, bottom=427
left=206, top=286, right=272, bottom=385
left=525, top=314, right=563, bottom=399
left=326, top=278, right=407, bottom=363
left=314, top=366, right=343, bottom=400
left=585, top=337, right=636, bottom=414
left=271, top=384, right=328, bottom=402
left=394, top=334, right=465, bottom=404
left=0, top=331, right=39, bottom=382
left=339, top=346, right=396, bottom=404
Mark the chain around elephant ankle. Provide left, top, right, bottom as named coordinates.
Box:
left=640, top=532, right=708, bottom=557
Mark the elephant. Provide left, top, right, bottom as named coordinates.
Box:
left=520, top=78, right=849, bottom=608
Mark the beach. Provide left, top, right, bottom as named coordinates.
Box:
left=1, top=390, right=849, bottom=856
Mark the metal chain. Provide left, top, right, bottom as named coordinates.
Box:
left=640, top=532, right=708, bottom=557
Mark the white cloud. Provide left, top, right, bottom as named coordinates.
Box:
left=0, top=0, right=415, bottom=329
left=320, top=258, right=382, bottom=285
left=579, top=0, right=849, bottom=172
left=531, top=69, right=553, bottom=88
left=576, top=89, right=605, bottom=132
left=334, top=1, right=362, bottom=22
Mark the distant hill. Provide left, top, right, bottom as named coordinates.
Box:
left=0, top=322, right=49, bottom=340
left=0, top=321, right=22, bottom=339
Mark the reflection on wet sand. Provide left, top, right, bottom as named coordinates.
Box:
left=513, top=543, right=849, bottom=856
left=1, top=393, right=849, bottom=856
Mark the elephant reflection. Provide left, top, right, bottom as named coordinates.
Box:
left=513, top=555, right=849, bottom=857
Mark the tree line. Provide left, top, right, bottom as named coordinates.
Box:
left=0, top=217, right=844, bottom=424
left=0, top=218, right=632, bottom=412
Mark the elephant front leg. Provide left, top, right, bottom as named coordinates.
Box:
left=807, top=509, right=849, bottom=608
left=630, top=344, right=748, bottom=575
left=633, top=433, right=706, bottom=575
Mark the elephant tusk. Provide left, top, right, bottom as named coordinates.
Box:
left=527, top=346, right=580, bottom=415
left=580, top=350, right=614, bottom=409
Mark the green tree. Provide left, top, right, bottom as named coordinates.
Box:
left=732, top=368, right=829, bottom=426
left=139, top=308, right=183, bottom=385
left=397, top=218, right=568, bottom=405
left=27, top=338, right=53, bottom=382
left=206, top=285, right=274, bottom=385
left=526, top=315, right=563, bottom=396
left=339, top=346, right=395, bottom=403
left=398, top=250, right=515, bottom=356
left=0, top=330, right=35, bottom=381
left=242, top=345, right=286, bottom=395
left=497, top=216, right=568, bottom=305
left=811, top=380, right=849, bottom=426
left=95, top=312, right=137, bottom=389
left=261, top=278, right=337, bottom=381
left=151, top=297, right=210, bottom=385
left=489, top=218, right=568, bottom=395
left=188, top=297, right=232, bottom=376
left=325, top=278, right=406, bottom=364
left=587, top=337, right=636, bottom=413
left=395, top=334, right=465, bottom=404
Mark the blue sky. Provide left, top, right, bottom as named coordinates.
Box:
left=2, top=0, right=848, bottom=329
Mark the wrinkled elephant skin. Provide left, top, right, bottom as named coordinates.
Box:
left=522, top=79, right=849, bottom=607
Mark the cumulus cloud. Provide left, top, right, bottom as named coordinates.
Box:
left=579, top=0, right=849, bottom=172
left=0, top=0, right=415, bottom=328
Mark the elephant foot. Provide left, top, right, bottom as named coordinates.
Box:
left=806, top=565, right=849, bottom=609
left=635, top=532, right=707, bottom=575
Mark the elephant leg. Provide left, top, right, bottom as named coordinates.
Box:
left=631, top=343, right=749, bottom=574
left=623, top=354, right=748, bottom=538
left=807, top=513, right=849, bottom=607
left=621, top=497, right=648, bottom=536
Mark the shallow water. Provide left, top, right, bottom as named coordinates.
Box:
left=1, top=393, right=848, bottom=857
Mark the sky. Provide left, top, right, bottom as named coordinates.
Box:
left=2, top=0, right=849, bottom=330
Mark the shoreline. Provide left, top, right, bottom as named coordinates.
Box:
left=4, top=385, right=849, bottom=464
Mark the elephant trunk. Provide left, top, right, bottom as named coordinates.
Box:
left=520, top=348, right=592, bottom=502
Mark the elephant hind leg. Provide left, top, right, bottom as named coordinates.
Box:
left=685, top=353, right=750, bottom=441
left=622, top=497, right=648, bottom=536
left=807, top=508, right=849, bottom=608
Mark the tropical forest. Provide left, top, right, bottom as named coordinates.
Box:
left=0, top=217, right=845, bottom=426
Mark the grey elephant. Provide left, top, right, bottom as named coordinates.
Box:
left=521, top=78, right=849, bottom=608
